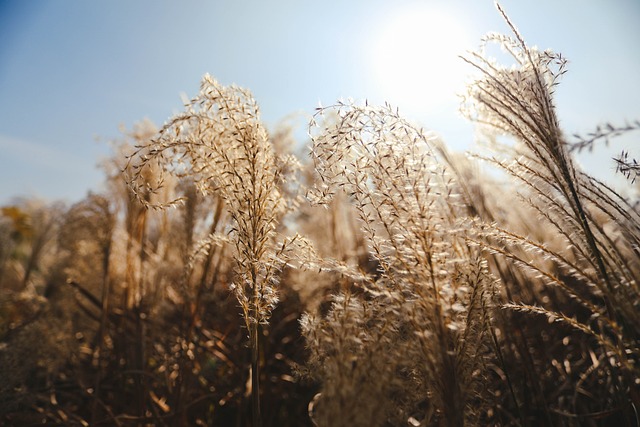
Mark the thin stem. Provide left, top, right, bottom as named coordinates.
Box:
left=250, top=312, right=262, bottom=427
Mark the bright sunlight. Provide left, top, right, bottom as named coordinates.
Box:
left=369, top=6, right=472, bottom=117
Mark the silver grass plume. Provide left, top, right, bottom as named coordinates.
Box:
left=125, top=74, right=302, bottom=426
left=304, top=100, right=493, bottom=426
left=461, top=1, right=640, bottom=405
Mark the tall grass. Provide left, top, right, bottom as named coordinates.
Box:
left=300, top=101, right=493, bottom=426
left=125, top=75, right=304, bottom=426
left=457, top=3, right=640, bottom=423
left=0, top=3, right=638, bottom=426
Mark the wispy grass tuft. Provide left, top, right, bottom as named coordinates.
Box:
left=125, top=75, right=303, bottom=427
left=460, top=2, right=640, bottom=422
left=303, top=101, right=494, bottom=426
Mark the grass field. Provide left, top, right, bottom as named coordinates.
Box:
left=1, top=4, right=638, bottom=426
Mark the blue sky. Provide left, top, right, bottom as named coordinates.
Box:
left=1, top=0, right=638, bottom=205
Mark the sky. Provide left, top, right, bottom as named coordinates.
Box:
left=1, top=0, right=639, bottom=205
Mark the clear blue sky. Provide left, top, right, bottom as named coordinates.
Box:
left=1, top=0, right=638, bottom=205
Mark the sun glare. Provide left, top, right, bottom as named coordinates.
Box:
left=369, top=6, right=471, bottom=117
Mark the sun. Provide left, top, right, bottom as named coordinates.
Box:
left=369, top=6, right=471, bottom=118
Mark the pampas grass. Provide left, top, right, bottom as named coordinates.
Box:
left=1, top=3, right=638, bottom=426
left=302, top=101, right=494, bottom=426
left=125, top=75, right=304, bottom=426
left=459, top=3, right=640, bottom=424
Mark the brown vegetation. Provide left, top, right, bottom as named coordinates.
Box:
left=1, top=4, right=638, bottom=426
